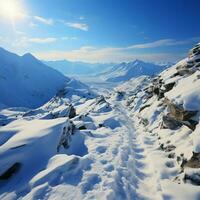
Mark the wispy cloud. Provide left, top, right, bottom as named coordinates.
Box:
left=11, top=37, right=57, bottom=47
left=33, top=46, right=183, bottom=63
left=65, top=22, right=89, bottom=31
left=29, top=22, right=38, bottom=28
left=28, top=37, right=57, bottom=43
left=34, top=37, right=200, bottom=63
left=127, top=38, right=200, bottom=49
left=34, top=16, right=54, bottom=25
left=61, top=36, right=78, bottom=40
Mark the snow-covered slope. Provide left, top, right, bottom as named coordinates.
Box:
left=44, top=60, right=113, bottom=76
left=112, top=43, right=200, bottom=198
left=1, top=43, right=200, bottom=200
left=0, top=47, right=68, bottom=108
left=99, top=60, right=167, bottom=82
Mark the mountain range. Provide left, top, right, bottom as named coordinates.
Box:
left=0, top=47, right=67, bottom=108
left=98, top=59, right=170, bottom=82
left=44, top=60, right=113, bottom=76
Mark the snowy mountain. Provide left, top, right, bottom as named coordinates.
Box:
left=1, top=43, right=200, bottom=200
left=44, top=60, right=113, bottom=76
left=0, top=47, right=68, bottom=108
left=110, top=43, right=200, bottom=198
left=99, top=59, right=168, bottom=82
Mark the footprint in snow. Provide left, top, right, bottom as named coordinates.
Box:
left=96, top=146, right=107, bottom=154
left=165, top=161, right=175, bottom=168
left=112, top=148, right=118, bottom=155
left=80, top=174, right=101, bottom=194
left=100, top=159, right=108, bottom=165
left=104, top=164, right=114, bottom=172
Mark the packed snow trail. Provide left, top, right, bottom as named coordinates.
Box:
left=109, top=100, right=163, bottom=200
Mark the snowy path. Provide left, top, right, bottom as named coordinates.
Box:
left=55, top=99, right=164, bottom=200
left=110, top=101, right=163, bottom=200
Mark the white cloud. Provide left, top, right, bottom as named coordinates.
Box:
left=65, top=22, right=89, bottom=31
left=33, top=45, right=184, bottom=63
left=34, top=16, right=54, bottom=25
left=61, top=36, right=78, bottom=40
left=29, top=22, right=38, bottom=28
left=127, top=38, right=200, bottom=49
left=27, top=37, right=200, bottom=63
left=11, top=37, right=57, bottom=47
left=28, top=37, right=57, bottom=43
left=15, top=31, right=26, bottom=35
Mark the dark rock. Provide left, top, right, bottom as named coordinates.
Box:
left=167, top=102, right=198, bottom=121
left=162, top=114, right=182, bottom=130
left=78, top=125, right=87, bottom=130
left=165, top=145, right=176, bottom=152
left=68, top=105, right=76, bottom=119
left=99, top=124, right=104, bottom=128
left=158, top=91, right=165, bottom=100
left=159, top=144, right=176, bottom=152
left=139, top=104, right=151, bottom=112
left=153, top=87, right=160, bottom=95
left=184, top=173, right=200, bottom=185
left=168, top=152, right=175, bottom=159
left=195, top=58, right=200, bottom=63
left=139, top=118, right=149, bottom=126
left=163, top=99, right=198, bottom=130
left=194, top=62, right=200, bottom=68
left=182, top=120, right=198, bottom=131
left=177, top=69, right=192, bottom=76
left=183, top=152, right=200, bottom=168
left=163, top=82, right=175, bottom=92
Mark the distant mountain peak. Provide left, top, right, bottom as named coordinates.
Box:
left=100, top=59, right=167, bottom=82
left=22, top=53, right=37, bottom=61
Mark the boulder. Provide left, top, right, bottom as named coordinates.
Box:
left=68, top=105, right=76, bottom=119
left=167, top=102, right=198, bottom=121
left=183, top=152, right=200, bottom=168
left=162, top=114, right=182, bottom=130
left=163, top=82, right=175, bottom=92
left=163, top=100, right=198, bottom=130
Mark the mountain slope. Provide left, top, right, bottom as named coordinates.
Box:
left=99, top=60, right=167, bottom=82
left=0, top=44, right=200, bottom=199
left=112, top=43, right=200, bottom=198
left=0, top=47, right=68, bottom=108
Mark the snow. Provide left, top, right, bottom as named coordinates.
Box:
left=165, top=70, right=200, bottom=111
left=192, top=122, right=200, bottom=153
left=0, top=47, right=68, bottom=108
left=1, top=44, right=200, bottom=199
left=99, top=60, right=167, bottom=83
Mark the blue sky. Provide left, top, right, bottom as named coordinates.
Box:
left=0, top=0, right=200, bottom=63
